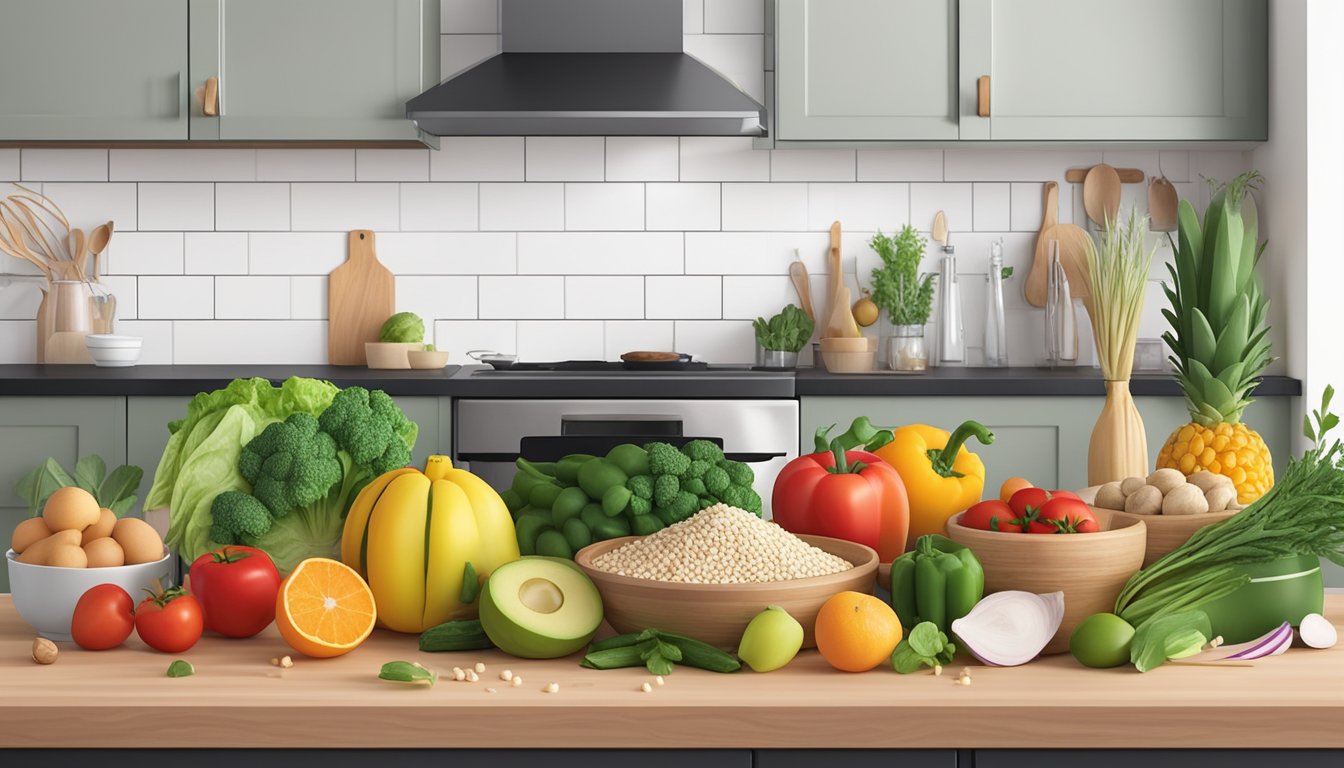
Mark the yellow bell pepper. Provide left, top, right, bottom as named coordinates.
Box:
left=873, top=421, right=994, bottom=544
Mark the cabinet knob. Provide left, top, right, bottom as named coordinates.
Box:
left=977, top=75, right=990, bottom=118
left=202, top=76, right=219, bottom=117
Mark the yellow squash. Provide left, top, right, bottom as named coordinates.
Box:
left=872, top=421, right=993, bottom=544
left=341, top=455, right=520, bottom=633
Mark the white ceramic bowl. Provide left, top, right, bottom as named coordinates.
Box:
left=84, top=334, right=142, bottom=348
left=85, top=335, right=143, bottom=367
left=6, top=548, right=172, bottom=641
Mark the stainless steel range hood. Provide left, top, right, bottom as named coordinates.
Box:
left=406, top=0, right=767, bottom=137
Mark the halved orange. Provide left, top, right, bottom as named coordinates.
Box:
left=275, top=557, right=377, bottom=658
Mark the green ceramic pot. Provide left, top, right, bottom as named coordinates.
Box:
left=1201, top=554, right=1324, bottom=644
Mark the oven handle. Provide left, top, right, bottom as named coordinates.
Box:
left=457, top=452, right=786, bottom=464
left=459, top=435, right=784, bottom=464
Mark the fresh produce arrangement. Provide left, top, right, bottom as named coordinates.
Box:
left=1093, top=468, right=1242, bottom=515
left=11, top=484, right=166, bottom=567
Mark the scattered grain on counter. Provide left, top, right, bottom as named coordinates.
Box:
left=640, top=682, right=653, bottom=693
left=591, top=504, right=853, bottom=584
left=511, top=676, right=523, bottom=687
left=500, top=669, right=514, bottom=682
left=474, top=662, right=486, bottom=674
left=279, top=655, right=294, bottom=669
left=654, top=675, right=665, bottom=686
left=544, top=682, right=559, bottom=694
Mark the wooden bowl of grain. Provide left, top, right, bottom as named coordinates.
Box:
left=575, top=534, right=877, bottom=650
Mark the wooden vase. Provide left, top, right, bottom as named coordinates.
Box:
left=1088, top=379, right=1149, bottom=485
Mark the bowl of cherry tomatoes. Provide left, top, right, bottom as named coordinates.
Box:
left=945, top=482, right=1148, bottom=654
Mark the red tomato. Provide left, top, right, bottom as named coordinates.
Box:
left=135, top=586, right=204, bottom=653
left=960, top=500, right=1025, bottom=533
left=1028, top=497, right=1099, bottom=534
left=1049, top=489, right=1082, bottom=501
left=71, top=584, right=136, bottom=651
left=1008, top=486, right=1055, bottom=519
left=189, top=545, right=282, bottom=638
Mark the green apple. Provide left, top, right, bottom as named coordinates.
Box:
left=737, top=605, right=804, bottom=672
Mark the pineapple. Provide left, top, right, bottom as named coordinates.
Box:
left=1155, top=171, right=1274, bottom=504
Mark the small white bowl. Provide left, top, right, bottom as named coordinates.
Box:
left=85, top=334, right=143, bottom=367
left=84, top=334, right=142, bottom=348
left=7, top=548, right=172, bottom=641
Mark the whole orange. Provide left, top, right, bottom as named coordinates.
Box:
left=814, top=591, right=902, bottom=672
left=999, top=477, right=1034, bottom=503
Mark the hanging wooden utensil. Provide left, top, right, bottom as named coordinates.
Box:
left=88, top=221, right=113, bottom=282
left=825, top=221, right=845, bottom=337
left=328, top=230, right=395, bottom=366
left=1148, top=176, right=1178, bottom=232
left=1082, top=163, right=1122, bottom=227
left=788, top=253, right=815, bottom=322
left=1027, top=182, right=1093, bottom=307
left=932, top=210, right=949, bottom=248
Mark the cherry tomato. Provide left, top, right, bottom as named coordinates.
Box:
left=960, top=499, right=1025, bottom=533
left=71, top=584, right=136, bottom=651
left=1028, top=497, right=1099, bottom=534
left=189, top=545, right=282, bottom=638
left=135, top=586, right=204, bottom=653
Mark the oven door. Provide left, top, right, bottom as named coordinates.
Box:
left=453, top=399, right=799, bottom=517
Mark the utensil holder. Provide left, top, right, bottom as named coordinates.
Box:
left=755, top=345, right=799, bottom=369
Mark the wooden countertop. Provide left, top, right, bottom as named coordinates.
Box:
left=2, top=595, right=1341, bottom=750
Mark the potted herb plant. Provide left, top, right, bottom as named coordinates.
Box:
left=752, top=304, right=814, bottom=369
left=869, top=226, right=936, bottom=372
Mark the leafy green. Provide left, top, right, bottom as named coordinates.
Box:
left=752, top=304, right=814, bottom=353
left=14, top=455, right=144, bottom=519
left=378, top=312, right=425, bottom=343
left=1130, top=610, right=1211, bottom=673
left=870, top=225, right=936, bottom=326
left=891, top=621, right=957, bottom=674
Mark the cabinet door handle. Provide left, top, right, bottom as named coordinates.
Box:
left=977, top=75, right=990, bottom=118
left=202, top=76, right=219, bottom=117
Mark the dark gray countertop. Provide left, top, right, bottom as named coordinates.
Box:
left=0, top=364, right=1303, bottom=399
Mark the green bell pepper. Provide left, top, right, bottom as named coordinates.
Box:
left=890, top=534, right=984, bottom=633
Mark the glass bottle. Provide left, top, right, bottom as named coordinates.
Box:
left=984, top=239, right=1008, bottom=367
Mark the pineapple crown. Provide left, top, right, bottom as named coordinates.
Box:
left=1162, top=170, right=1273, bottom=426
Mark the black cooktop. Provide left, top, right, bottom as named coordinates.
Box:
left=496, top=360, right=711, bottom=372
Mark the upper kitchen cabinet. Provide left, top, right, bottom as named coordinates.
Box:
left=775, top=0, right=960, bottom=141
left=0, top=0, right=188, bottom=141
left=188, top=0, right=439, bottom=143
left=958, top=0, right=1267, bottom=141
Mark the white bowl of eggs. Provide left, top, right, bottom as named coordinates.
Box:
left=7, top=486, right=171, bottom=641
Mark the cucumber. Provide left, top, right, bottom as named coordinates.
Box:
left=419, top=619, right=493, bottom=652
left=562, top=518, right=593, bottom=551
left=459, top=561, right=480, bottom=603
left=552, top=486, right=590, bottom=525
left=535, top=529, right=573, bottom=560
left=658, top=632, right=741, bottom=672
left=631, top=514, right=665, bottom=537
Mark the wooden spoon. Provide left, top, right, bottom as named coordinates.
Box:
left=825, top=221, right=844, bottom=337
left=932, top=210, right=949, bottom=248
left=1149, top=176, right=1178, bottom=232
left=68, top=228, right=87, bottom=278
left=1082, top=163, right=1122, bottom=227
left=788, top=253, right=815, bottom=322
left=1027, top=182, right=1093, bottom=306
left=88, top=221, right=112, bottom=282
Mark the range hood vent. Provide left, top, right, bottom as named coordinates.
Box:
left=406, top=0, right=767, bottom=137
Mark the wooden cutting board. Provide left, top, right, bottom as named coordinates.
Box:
left=1025, top=182, right=1092, bottom=307
left=328, top=230, right=395, bottom=366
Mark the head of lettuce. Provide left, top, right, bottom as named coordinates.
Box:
left=144, top=377, right=417, bottom=574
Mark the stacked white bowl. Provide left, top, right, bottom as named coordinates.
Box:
left=84, top=334, right=143, bottom=367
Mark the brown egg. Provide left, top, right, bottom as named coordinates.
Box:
left=83, top=537, right=126, bottom=568
left=111, top=517, right=164, bottom=565
left=16, top=529, right=82, bottom=565
left=81, top=507, right=117, bottom=545
left=11, top=517, right=52, bottom=554
left=48, top=543, right=88, bottom=569
left=42, top=486, right=101, bottom=532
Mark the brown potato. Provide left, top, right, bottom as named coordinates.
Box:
left=83, top=537, right=126, bottom=568
left=81, top=507, right=117, bottom=545
left=42, top=487, right=100, bottom=532
left=111, top=517, right=164, bottom=565
left=1124, top=485, right=1163, bottom=515
left=47, top=544, right=88, bottom=568
left=1094, top=482, right=1126, bottom=510
left=1147, top=468, right=1188, bottom=496
left=1204, top=484, right=1237, bottom=513
left=15, top=529, right=82, bottom=565
left=1163, top=483, right=1210, bottom=516
left=1119, top=477, right=1147, bottom=497
left=11, top=517, right=52, bottom=554
left=1187, top=470, right=1234, bottom=494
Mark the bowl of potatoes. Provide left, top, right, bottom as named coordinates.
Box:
left=7, top=486, right=171, bottom=640
left=1092, top=469, right=1241, bottom=566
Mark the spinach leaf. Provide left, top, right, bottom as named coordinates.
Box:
left=1131, top=610, right=1211, bottom=673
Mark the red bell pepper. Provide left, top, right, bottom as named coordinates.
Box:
left=772, top=418, right=910, bottom=562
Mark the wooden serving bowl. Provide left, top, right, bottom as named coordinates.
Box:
left=945, top=507, right=1146, bottom=654
left=574, top=534, right=878, bottom=650
left=1104, top=508, right=1237, bottom=567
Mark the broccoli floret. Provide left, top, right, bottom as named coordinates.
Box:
left=662, top=490, right=700, bottom=523
left=721, top=485, right=762, bottom=515
left=681, top=476, right=707, bottom=496
left=318, top=386, right=414, bottom=476
left=644, top=442, right=691, bottom=477
left=238, top=413, right=342, bottom=518
left=210, top=491, right=273, bottom=545
left=653, top=473, right=681, bottom=508
left=627, top=474, right=654, bottom=500
left=704, top=465, right=730, bottom=496
left=718, top=459, right=754, bottom=488
left=681, top=439, right=724, bottom=465
left=628, top=496, right=652, bottom=516
left=685, top=459, right=710, bottom=479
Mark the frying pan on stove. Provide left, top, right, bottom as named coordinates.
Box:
left=620, top=351, right=693, bottom=371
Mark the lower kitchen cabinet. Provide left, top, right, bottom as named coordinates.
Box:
left=0, top=397, right=127, bottom=592
left=2, top=750, right=752, bottom=768
left=975, top=751, right=1343, bottom=768
left=756, top=750, right=958, bottom=768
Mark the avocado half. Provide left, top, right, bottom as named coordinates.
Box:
left=1202, top=554, right=1324, bottom=644
left=479, top=556, right=604, bottom=658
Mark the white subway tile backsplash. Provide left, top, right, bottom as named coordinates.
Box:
left=480, top=275, right=563, bottom=318
left=646, top=183, right=720, bottom=231
left=606, top=137, right=679, bottom=181
left=722, top=183, right=807, bottom=231
left=517, top=320, right=604, bottom=361
left=565, top=276, right=644, bottom=319
left=722, top=275, right=797, bottom=320
left=674, top=319, right=754, bottom=362
left=943, top=150, right=1101, bottom=182
left=682, top=34, right=765, bottom=101
left=0, top=150, right=19, bottom=181
left=771, top=150, right=855, bottom=182
left=434, top=319, right=515, bottom=359
left=105, top=233, right=183, bottom=275
left=566, top=184, right=643, bottom=231
left=290, top=183, right=399, bottom=231
left=40, top=183, right=137, bottom=231
left=396, top=275, right=479, bottom=321
left=356, top=150, right=430, bottom=182
left=185, top=232, right=248, bottom=274
left=605, top=320, right=674, bottom=359
left=139, top=276, right=214, bottom=319
left=704, top=0, right=764, bottom=33
left=807, top=183, right=908, bottom=231
left=215, top=183, right=290, bottom=231
left=377, top=232, right=516, bottom=274
left=110, top=150, right=256, bottom=182
left=685, top=232, right=830, bottom=275
left=20, top=150, right=107, bottom=181
left=290, top=276, right=328, bottom=319
left=431, top=137, right=524, bottom=181
left=138, top=183, right=214, bottom=231
left=1010, top=183, right=1046, bottom=232
left=856, top=150, right=944, bottom=182
left=249, top=232, right=346, bottom=275
left=910, top=182, right=973, bottom=234
left=480, top=183, right=564, bottom=231
left=682, top=0, right=704, bottom=34
left=400, top=183, right=478, bottom=231
left=173, top=321, right=326, bottom=364
left=680, top=137, right=769, bottom=181
left=0, top=281, right=42, bottom=320
left=257, top=150, right=354, bottom=181
left=972, top=183, right=1011, bottom=232
left=114, top=320, right=172, bottom=364
left=526, top=138, right=605, bottom=182
left=440, top=34, right=501, bottom=79
left=98, top=276, right=137, bottom=320
left=1158, top=151, right=1191, bottom=183
left=647, top=276, right=721, bottom=319
left=0, top=320, right=36, bottom=362
left=518, top=232, right=683, bottom=275
left=216, top=276, right=290, bottom=319
left=441, top=0, right=498, bottom=34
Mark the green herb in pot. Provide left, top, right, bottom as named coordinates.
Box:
left=752, top=304, right=814, bottom=353
left=869, top=226, right=936, bottom=326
